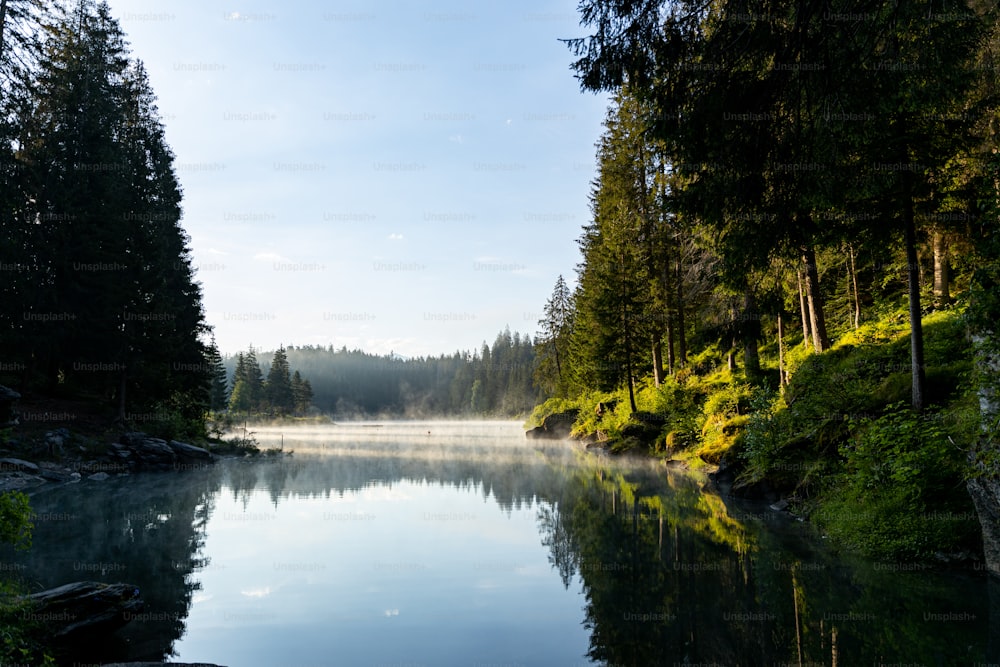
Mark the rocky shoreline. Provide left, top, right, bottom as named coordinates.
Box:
left=0, top=428, right=230, bottom=666
left=0, top=429, right=217, bottom=493
left=0, top=391, right=230, bottom=665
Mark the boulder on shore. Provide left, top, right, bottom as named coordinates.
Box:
left=117, top=433, right=176, bottom=469
left=113, top=433, right=214, bottom=471
left=0, top=457, right=40, bottom=474
left=168, top=439, right=214, bottom=464
left=27, top=581, right=143, bottom=641
left=526, top=409, right=579, bottom=440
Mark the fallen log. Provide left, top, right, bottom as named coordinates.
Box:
left=26, top=581, right=144, bottom=640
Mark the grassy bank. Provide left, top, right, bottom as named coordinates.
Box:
left=527, top=303, right=982, bottom=562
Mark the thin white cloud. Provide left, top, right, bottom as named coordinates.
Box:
left=388, top=233, right=404, bottom=241
left=241, top=586, right=272, bottom=598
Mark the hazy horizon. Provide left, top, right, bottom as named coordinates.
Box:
left=104, top=0, right=610, bottom=357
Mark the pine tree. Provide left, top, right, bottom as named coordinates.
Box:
left=265, top=346, right=294, bottom=415
left=206, top=339, right=229, bottom=412
left=535, top=275, right=575, bottom=397
left=10, top=1, right=209, bottom=423
left=291, top=370, right=313, bottom=414
left=243, top=347, right=265, bottom=412
left=228, top=353, right=246, bottom=413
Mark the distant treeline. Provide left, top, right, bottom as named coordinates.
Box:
left=227, top=328, right=539, bottom=418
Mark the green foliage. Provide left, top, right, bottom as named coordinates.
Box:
left=534, top=275, right=575, bottom=397
left=691, top=381, right=753, bottom=462
left=206, top=338, right=230, bottom=412
left=636, top=375, right=705, bottom=451
left=813, top=403, right=978, bottom=560
left=543, top=0, right=999, bottom=566
left=290, top=370, right=314, bottom=415
left=568, top=388, right=624, bottom=439
left=525, top=396, right=580, bottom=430
left=141, top=399, right=206, bottom=443
left=227, top=332, right=537, bottom=418
left=739, top=387, right=787, bottom=475
left=1, top=1, right=211, bottom=430
left=701, top=382, right=753, bottom=420
left=206, top=411, right=236, bottom=441
left=210, top=425, right=260, bottom=457
left=0, top=492, right=32, bottom=550
left=264, top=346, right=294, bottom=414
left=0, top=581, right=55, bottom=667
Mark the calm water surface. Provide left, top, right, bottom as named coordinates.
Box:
left=5, top=421, right=997, bottom=666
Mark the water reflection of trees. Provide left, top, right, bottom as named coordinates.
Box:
left=2, top=468, right=221, bottom=665
left=540, top=460, right=993, bottom=666
left=221, top=439, right=580, bottom=513
left=1, top=433, right=994, bottom=666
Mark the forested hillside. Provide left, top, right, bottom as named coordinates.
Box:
left=527, top=0, right=1000, bottom=566
left=228, top=328, right=539, bottom=418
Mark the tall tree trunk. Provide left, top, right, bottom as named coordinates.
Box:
left=0, top=0, right=9, bottom=60
left=665, top=314, right=675, bottom=376
left=932, top=229, right=951, bottom=307
left=652, top=332, right=664, bottom=387
left=778, top=311, right=787, bottom=387
left=797, top=269, right=812, bottom=348
left=743, top=291, right=761, bottom=377
left=792, top=569, right=804, bottom=667
left=625, top=342, right=637, bottom=413
left=847, top=243, right=861, bottom=329
left=552, top=339, right=562, bottom=388
left=801, top=243, right=829, bottom=352
left=675, top=254, right=687, bottom=367
left=622, top=295, right=637, bottom=414
left=744, top=336, right=760, bottom=377
left=967, top=329, right=1000, bottom=576
left=903, top=195, right=926, bottom=410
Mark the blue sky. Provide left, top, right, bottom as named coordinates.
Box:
left=106, top=0, right=609, bottom=357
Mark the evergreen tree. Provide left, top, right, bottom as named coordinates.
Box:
left=565, top=0, right=998, bottom=409
left=243, top=346, right=265, bottom=412
left=6, top=1, right=210, bottom=424
left=228, top=353, right=249, bottom=414
left=290, top=370, right=313, bottom=414
left=206, top=338, right=229, bottom=412
left=535, top=275, right=575, bottom=397
left=265, top=345, right=294, bottom=415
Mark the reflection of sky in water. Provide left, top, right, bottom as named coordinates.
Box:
left=173, top=422, right=594, bottom=666
left=10, top=421, right=990, bottom=664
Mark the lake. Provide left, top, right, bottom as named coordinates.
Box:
left=4, top=421, right=996, bottom=666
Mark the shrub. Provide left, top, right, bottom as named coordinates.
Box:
left=0, top=582, right=55, bottom=667
left=524, top=397, right=579, bottom=430
left=0, top=492, right=32, bottom=551
left=739, top=386, right=786, bottom=476
left=813, top=403, right=978, bottom=560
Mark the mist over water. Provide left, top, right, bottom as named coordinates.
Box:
left=4, top=422, right=995, bottom=666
